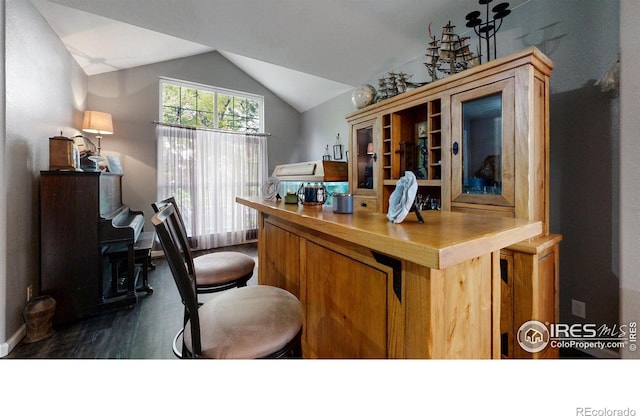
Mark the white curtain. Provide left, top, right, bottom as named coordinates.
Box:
left=156, top=124, right=268, bottom=249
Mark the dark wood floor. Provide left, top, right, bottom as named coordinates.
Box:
left=6, top=243, right=258, bottom=359
left=6, top=240, right=594, bottom=360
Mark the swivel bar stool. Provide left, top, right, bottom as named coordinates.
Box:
left=152, top=196, right=254, bottom=294
left=152, top=204, right=302, bottom=358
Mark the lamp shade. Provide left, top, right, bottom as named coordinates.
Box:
left=366, top=142, right=374, bottom=155
left=82, top=111, right=113, bottom=135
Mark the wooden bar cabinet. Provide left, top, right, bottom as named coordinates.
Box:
left=345, top=46, right=562, bottom=358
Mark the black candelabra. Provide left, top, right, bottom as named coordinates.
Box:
left=465, top=0, right=511, bottom=64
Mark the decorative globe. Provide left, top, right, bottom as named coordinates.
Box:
left=351, top=84, right=377, bottom=109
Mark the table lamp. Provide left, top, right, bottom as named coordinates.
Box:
left=82, top=110, right=113, bottom=155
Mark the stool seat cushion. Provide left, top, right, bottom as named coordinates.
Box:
left=194, top=252, right=255, bottom=286
left=183, top=285, right=303, bottom=359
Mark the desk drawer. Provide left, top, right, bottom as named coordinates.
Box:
left=353, top=196, right=378, bottom=213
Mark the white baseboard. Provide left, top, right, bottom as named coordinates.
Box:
left=0, top=324, right=25, bottom=358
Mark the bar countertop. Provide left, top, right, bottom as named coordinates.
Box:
left=236, top=197, right=542, bottom=270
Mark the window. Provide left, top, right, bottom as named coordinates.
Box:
left=157, top=78, right=267, bottom=249
left=160, top=78, right=263, bottom=133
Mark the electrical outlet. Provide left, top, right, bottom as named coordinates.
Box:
left=27, top=285, right=33, bottom=302
left=572, top=299, right=586, bottom=319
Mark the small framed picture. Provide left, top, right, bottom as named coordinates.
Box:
left=333, top=144, right=343, bottom=160
left=106, top=155, right=123, bottom=174
left=417, top=121, right=428, bottom=138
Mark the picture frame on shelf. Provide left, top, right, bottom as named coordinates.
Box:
left=106, top=155, right=123, bottom=174
left=417, top=121, right=428, bottom=138
left=333, top=144, right=343, bottom=160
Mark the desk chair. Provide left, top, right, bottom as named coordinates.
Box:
left=152, top=204, right=302, bottom=358
left=151, top=197, right=254, bottom=293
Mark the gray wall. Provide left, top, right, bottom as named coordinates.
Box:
left=499, top=0, right=621, bottom=339
left=620, top=0, right=640, bottom=359
left=523, top=0, right=620, bottom=337
left=301, top=92, right=353, bottom=163
left=0, top=0, right=6, bottom=352
left=300, top=0, right=623, bottom=350
left=1, top=0, right=87, bottom=350
left=87, top=51, right=302, bottom=231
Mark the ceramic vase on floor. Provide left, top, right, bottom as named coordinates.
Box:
left=23, top=295, right=56, bottom=343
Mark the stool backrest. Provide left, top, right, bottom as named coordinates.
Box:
left=151, top=203, right=202, bottom=356
left=152, top=196, right=188, bottom=234
left=151, top=196, right=197, bottom=277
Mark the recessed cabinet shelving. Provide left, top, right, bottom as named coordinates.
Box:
left=346, top=46, right=562, bottom=358
left=365, top=102, right=445, bottom=212
left=382, top=114, right=392, bottom=181
left=427, top=99, right=442, bottom=182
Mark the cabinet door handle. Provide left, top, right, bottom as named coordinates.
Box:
left=453, top=142, right=459, bottom=155
left=360, top=202, right=367, bottom=207
left=372, top=153, right=377, bottom=162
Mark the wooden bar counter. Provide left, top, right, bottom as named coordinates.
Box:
left=237, top=197, right=542, bottom=359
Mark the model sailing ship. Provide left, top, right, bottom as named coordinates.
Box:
left=425, top=22, right=479, bottom=82
left=376, top=71, right=412, bottom=101
left=375, top=22, right=480, bottom=102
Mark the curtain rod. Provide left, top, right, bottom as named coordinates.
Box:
left=153, top=121, right=271, bottom=137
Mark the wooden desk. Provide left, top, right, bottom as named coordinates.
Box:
left=237, top=197, right=542, bottom=359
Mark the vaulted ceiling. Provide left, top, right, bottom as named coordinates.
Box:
left=31, top=0, right=526, bottom=112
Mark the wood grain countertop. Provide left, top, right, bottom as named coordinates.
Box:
left=236, top=197, right=542, bottom=270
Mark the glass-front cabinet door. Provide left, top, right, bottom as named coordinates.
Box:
left=350, top=118, right=378, bottom=197
left=451, top=78, right=515, bottom=207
